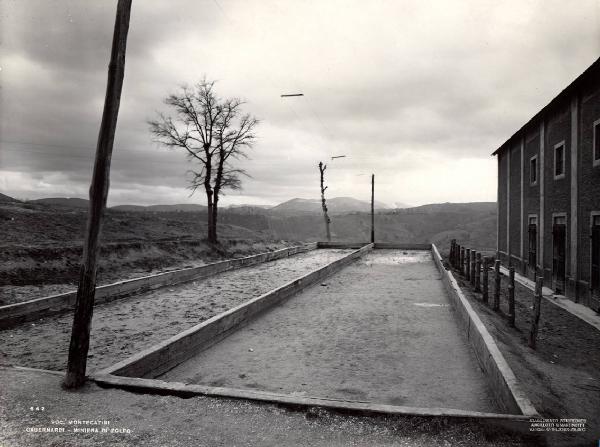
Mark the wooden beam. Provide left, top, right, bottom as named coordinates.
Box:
left=63, top=0, right=132, bottom=389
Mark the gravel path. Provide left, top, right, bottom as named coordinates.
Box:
left=162, top=250, right=498, bottom=412
left=0, top=249, right=351, bottom=372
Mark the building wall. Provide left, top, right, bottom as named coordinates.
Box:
left=543, top=103, right=572, bottom=285
left=523, top=128, right=540, bottom=276
left=496, top=75, right=600, bottom=310
left=578, top=81, right=600, bottom=308
left=497, top=150, right=508, bottom=263
left=509, top=142, right=522, bottom=269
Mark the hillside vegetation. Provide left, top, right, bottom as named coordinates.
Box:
left=0, top=194, right=496, bottom=287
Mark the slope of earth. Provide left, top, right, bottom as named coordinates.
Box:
left=0, top=201, right=290, bottom=301
left=0, top=199, right=497, bottom=293
left=260, top=202, right=497, bottom=248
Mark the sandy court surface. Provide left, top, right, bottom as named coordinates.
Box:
left=0, top=249, right=351, bottom=372
left=161, top=250, right=499, bottom=413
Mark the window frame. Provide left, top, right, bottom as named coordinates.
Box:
left=528, top=214, right=538, bottom=269
left=593, top=118, right=600, bottom=168
left=553, top=141, right=566, bottom=180
left=529, top=155, right=538, bottom=186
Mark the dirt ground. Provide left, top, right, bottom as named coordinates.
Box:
left=162, top=250, right=498, bottom=413
left=0, top=249, right=351, bottom=373
left=0, top=367, right=536, bottom=447
left=450, top=261, right=600, bottom=447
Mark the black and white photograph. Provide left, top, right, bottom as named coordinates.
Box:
left=0, top=1, right=599, bottom=446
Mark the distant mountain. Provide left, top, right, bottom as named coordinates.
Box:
left=109, top=204, right=147, bottom=212
left=29, top=197, right=89, bottom=208
left=270, top=197, right=390, bottom=215
left=226, top=204, right=271, bottom=209
left=0, top=193, right=20, bottom=203
left=265, top=201, right=497, bottom=250
left=386, top=202, right=496, bottom=215
left=111, top=204, right=207, bottom=212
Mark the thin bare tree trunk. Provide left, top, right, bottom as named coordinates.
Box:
left=206, top=196, right=215, bottom=243
left=204, top=152, right=216, bottom=244
left=319, top=162, right=331, bottom=241
left=63, top=0, right=132, bottom=389
left=212, top=192, right=219, bottom=243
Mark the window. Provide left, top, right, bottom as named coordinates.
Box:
left=554, top=215, right=567, bottom=225
left=594, top=119, right=600, bottom=167
left=528, top=216, right=537, bottom=268
left=554, top=142, right=565, bottom=179
left=530, top=155, right=538, bottom=185
left=592, top=213, right=600, bottom=296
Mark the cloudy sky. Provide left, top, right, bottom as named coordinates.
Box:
left=1, top=0, right=599, bottom=207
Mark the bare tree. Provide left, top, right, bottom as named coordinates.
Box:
left=149, top=80, right=258, bottom=243
left=318, top=161, right=331, bottom=241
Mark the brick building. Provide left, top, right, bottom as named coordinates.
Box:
left=493, top=57, right=600, bottom=311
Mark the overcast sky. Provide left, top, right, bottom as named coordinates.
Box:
left=1, top=0, right=599, bottom=207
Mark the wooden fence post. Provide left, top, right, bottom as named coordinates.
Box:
left=508, top=267, right=515, bottom=327
left=466, top=248, right=471, bottom=281
left=470, top=250, right=476, bottom=287
left=493, top=259, right=501, bottom=311
left=453, top=241, right=458, bottom=268
left=450, top=240, right=455, bottom=267
left=482, top=257, right=489, bottom=303
left=528, top=276, right=543, bottom=349
left=63, top=0, right=133, bottom=389
left=475, top=252, right=482, bottom=292
left=460, top=247, right=465, bottom=275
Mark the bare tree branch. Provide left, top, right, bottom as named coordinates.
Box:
left=149, top=79, right=259, bottom=243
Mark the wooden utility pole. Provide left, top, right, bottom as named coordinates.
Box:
left=370, top=174, right=375, bottom=243
left=318, top=162, right=331, bottom=241
left=63, top=0, right=132, bottom=389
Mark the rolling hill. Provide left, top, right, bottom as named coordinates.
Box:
left=2, top=193, right=496, bottom=250
left=29, top=197, right=89, bottom=208
left=0, top=193, right=20, bottom=203
left=270, top=197, right=390, bottom=215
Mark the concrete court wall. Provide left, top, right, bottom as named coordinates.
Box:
left=0, top=244, right=317, bottom=330
left=317, top=242, right=431, bottom=250
left=100, top=244, right=374, bottom=379
left=431, top=244, right=538, bottom=417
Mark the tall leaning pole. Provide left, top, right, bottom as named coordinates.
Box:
left=370, top=174, right=375, bottom=243
left=64, top=0, right=133, bottom=389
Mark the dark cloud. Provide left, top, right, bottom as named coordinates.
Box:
left=1, top=0, right=599, bottom=206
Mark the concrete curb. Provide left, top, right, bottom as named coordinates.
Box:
left=431, top=244, right=539, bottom=418
left=374, top=243, right=431, bottom=250
left=316, top=242, right=432, bottom=250
left=96, top=244, right=374, bottom=378
left=92, top=373, right=533, bottom=423
left=0, top=243, right=317, bottom=329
